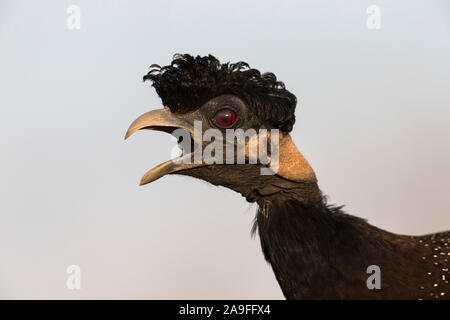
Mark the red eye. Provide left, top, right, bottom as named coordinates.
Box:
left=215, top=109, right=237, bottom=127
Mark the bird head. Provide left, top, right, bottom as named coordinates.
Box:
left=125, top=54, right=317, bottom=203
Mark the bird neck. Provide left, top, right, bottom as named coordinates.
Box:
left=254, top=183, right=386, bottom=299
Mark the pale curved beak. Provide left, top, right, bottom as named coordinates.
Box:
left=124, top=107, right=193, bottom=140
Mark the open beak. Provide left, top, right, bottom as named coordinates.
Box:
left=125, top=107, right=206, bottom=185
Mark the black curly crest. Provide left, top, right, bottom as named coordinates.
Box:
left=143, top=54, right=297, bottom=133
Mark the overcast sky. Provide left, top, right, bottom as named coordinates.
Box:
left=1, top=0, right=449, bottom=299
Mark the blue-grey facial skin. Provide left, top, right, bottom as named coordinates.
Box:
left=1, top=0, right=450, bottom=299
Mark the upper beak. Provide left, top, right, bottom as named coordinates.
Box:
left=125, top=107, right=206, bottom=185
left=125, top=107, right=193, bottom=140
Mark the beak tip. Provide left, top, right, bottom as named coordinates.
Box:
left=124, top=129, right=133, bottom=140
left=139, top=176, right=149, bottom=186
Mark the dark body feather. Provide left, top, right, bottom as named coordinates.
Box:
left=255, top=183, right=450, bottom=299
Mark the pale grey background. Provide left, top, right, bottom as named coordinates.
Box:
left=0, top=0, right=449, bottom=299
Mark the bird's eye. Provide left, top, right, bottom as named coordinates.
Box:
left=215, top=109, right=237, bottom=128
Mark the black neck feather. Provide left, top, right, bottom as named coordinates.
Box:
left=254, top=183, right=392, bottom=299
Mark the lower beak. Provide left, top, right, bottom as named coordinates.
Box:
left=125, top=108, right=206, bottom=185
